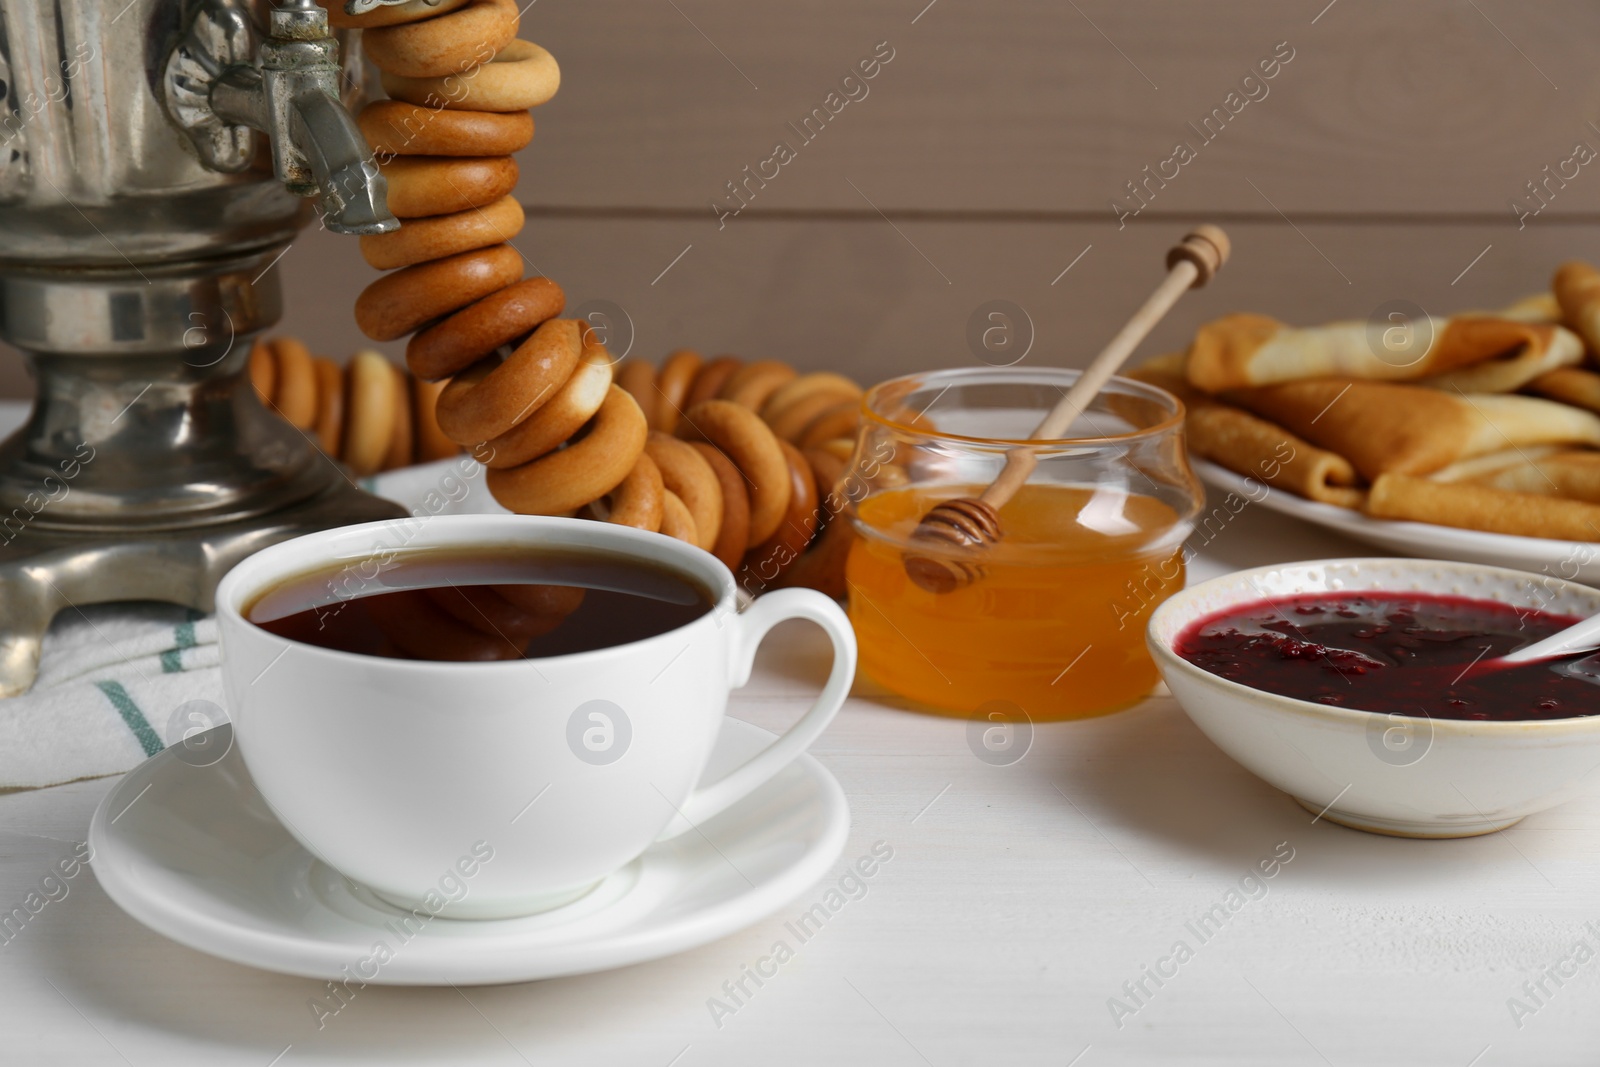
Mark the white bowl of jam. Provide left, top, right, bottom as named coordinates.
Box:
left=1147, top=558, right=1600, bottom=837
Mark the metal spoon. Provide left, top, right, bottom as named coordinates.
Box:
left=1497, top=613, right=1600, bottom=664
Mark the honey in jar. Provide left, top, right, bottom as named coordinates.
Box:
left=843, top=367, right=1202, bottom=722
left=849, top=483, right=1185, bottom=719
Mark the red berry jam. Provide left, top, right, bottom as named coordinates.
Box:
left=1175, top=593, right=1600, bottom=721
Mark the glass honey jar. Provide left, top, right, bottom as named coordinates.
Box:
left=844, top=367, right=1203, bottom=721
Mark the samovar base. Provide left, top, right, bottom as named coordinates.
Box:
left=0, top=475, right=403, bottom=697
left=0, top=248, right=410, bottom=695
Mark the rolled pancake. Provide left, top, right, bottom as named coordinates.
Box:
left=1555, top=260, right=1600, bottom=354
left=1428, top=446, right=1561, bottom=484
left=1419, top=325, right=1582, bottom=392
left=1439, top=448, right=1600, bottom=505
left=1496, top=292, right=1562, bottom=324
left=1128, top=360, right=1363, bottom=507
left=1225, top=379, right=1600, bottom=480
left=1528, top=367, right=1600, bottom=413
left=1367, top=474, right=1600, bottom=542
left=1185, top=312, right=1581, bottom=393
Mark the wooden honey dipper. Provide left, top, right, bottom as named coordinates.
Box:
left=903, top=224, right=1230, bottom=594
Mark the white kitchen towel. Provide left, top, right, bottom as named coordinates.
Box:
left=0, top=604, right=224, bottom=789
left=0, top=457, right=506, bottom=790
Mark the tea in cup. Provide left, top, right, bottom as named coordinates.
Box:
left=216, top=514, right=856, bottom=919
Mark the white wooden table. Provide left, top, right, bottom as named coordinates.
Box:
left=3, top=501, right=1597, bottom=1066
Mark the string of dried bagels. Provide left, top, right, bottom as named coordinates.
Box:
left=1135, top=261, right=1600, bottom=541
left=250, top=337, right=459, bottom=476
left=322, top=0, right=863, bottom=592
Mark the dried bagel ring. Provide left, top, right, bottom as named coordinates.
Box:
left=651, top=349, right=702, bottom=434
left=680, top=399, right=790, bottom=547
left=760, top=372, right=862, bottom=424
left=804, top=444, right=853, bottom=514
left=615, top=361, right=657, bottom=428
left=381, top=39, right=560, bottom=112
left=797, top=399, right=861, bottom=450
left=268, top=337, right=318, bottom=430
left=382, top=362, right=415, bottom=471
left=435, top=317, right=583, bottom=443
left=810, top=437, right=856, bottom=463
left=360, top=195, right=524, bottom=271
left=355, top=244, right=523, bottom=342
left=645, top=431, right=722, bottom=553
left=485, top=386, right=647, bottom=515
left=739, top=441, right=819, bottom=589
left=320, top=0, right=471, bottom=30
left=412, top=377, right=459, bottom=462
left=362, top=0, right=519, bottom=79
left=768, top=388, right=857, bottom=444
left=248, top=339, right=276, bottom=404
left=585, top=452, right=664, bottom=531
left=777, top=508, right=853, bottom=598
left=480, top=342, right=613, bottom=468
left=658, top=490, right=697, bottom=545
left=313, top=357, right=345, bottom=457
left=378, top=156, right=519, bottom=219
left=407, top=275, right=564, bottom=380
left=684, top=355, right=742, bottom=409
left=785, top=444, right=857, bottom=598
left=719, top=359, right=796, bottom=411
left=359, top=101, right=534, bottom=159
left=343, top=351, right=400, bottom=477
left=689, top=441, right=749, bottom=572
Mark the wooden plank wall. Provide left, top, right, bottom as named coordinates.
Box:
left=5, top=0, right=1600, bottom=395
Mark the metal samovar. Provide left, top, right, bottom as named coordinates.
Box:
left=0, top=0, right=404, bottom=694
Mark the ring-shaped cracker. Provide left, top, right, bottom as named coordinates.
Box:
left=343, top=351, right=400, bottom=477
left=739, top=441, right=818, bottom=588
left=361, top=195, right=525, bottom=272
left=355, top=243, right=522, bottom=342
left=480, top=342, right=613, bottom=468
left=380, top=39, right=560, bottom=112
left=658, top=490, right=697, bottom=545
left=360, top=101, right=534, bottom=158
left=588, top=452, right=665, bottom=531
left=718, top=359, right=796, bottom=411
left=645, top=431, right=722, bottom=553
left=615, top=361, right=657, bottom=429
left=684, top=355, right=741, bottom=409
left=268, top=336, right=318, bottom=430
left=362, top=0, right=519, bottom=79
left=689, top=441, right=750, bottom=571
left=680, top=399, right=790, bottom=547
left=649, top=349, right=702, bottom=434
left=406, top=274, right=564, bottom=380
left=412, top=377, right=459, bottom=462
left=378, top=155, right=519, bottom=219
left=313, top=357, right=345, bottom=457
left=485, top=386, right=647, bottom=514
left=435, top=317, right=583, bottom=443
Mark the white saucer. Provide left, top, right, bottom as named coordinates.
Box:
left=89, top=720, right=849, bottom=985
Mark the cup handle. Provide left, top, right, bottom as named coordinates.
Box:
left=655, top=588, right=856, bottom=840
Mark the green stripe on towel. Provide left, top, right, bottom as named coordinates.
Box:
left=95, top=680, right=164, bottom=757
left=160, top=616, right=200, bottom=674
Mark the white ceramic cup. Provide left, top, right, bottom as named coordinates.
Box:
left=215, top=514, right=856, bottom=919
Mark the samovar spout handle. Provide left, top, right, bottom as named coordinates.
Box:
left=205, top=0, right=400, bottom=236
left=288, top=90, right=397, bottom=236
